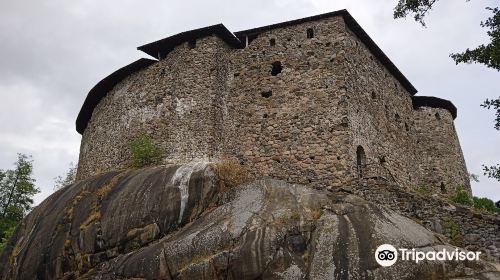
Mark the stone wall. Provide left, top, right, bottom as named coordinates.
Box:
left=342, top=28, right=421, bottom=190
left=76, top=14, right=470, bottom=197
left=413, top=107, right=471, bottom=194
left=351, top=180, right=500, bottom=262
left=224, top=16, right=352, bottom=187
left=77, top=36, right=232, bottom=178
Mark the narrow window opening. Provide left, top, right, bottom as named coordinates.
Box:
left=340, top=117, right=349, bottom=127
left=307, top=28, right=314, bottom=39
left=371, top=91, right=377, bottom=99
left=440, top=182, right=446, bottom=194
left=405, top=122, right=409, bottom=131
left=435, top=112, right=441, bottom=120
left=270, top=38, right=276, bottom=46
left=379, top=155, right=386, bottom=164
left=356, top=146, right=367, bottom=178
left=395, top=113, right=400, bottom=120
left=271, top=61, right=282, bottom=76
left=188, top=39, right=196, bottom=49
left=263, top=113, right=268, bottom=119
left=261, top=91, right=272, bottom=98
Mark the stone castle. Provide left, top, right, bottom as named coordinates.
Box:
left=75, top=9, right=470, bottom=196
left=4, top=11, right=500, bottom=279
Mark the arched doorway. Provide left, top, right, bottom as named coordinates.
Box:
left=356, top=146, right=366, bottom=178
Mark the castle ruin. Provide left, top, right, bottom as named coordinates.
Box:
left=75, top=10, right=470, bottom=196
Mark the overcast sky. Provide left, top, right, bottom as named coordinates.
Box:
left=1, top=0, right=499, bottom=204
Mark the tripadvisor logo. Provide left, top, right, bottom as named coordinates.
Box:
left=375, top=244, right=481, bottom=267
left=375, top=244, right=398, bottom=267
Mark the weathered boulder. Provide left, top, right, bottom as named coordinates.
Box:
left=0, top=165, right=498, bottom=279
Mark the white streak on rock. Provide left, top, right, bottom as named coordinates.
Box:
left=171, top=162, right=208, bottom=224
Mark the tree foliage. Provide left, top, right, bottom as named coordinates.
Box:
left=54, top=162, right=77, bottom=190
left=449, top=7, right=500, bottom=71
left=394, top=1, right=500, bottom=182
left=469, top=173, right=480, bottom=182
left=0, top=154, right=40, bottom=251
left=394, top=0, right=438, bottom=26
left=483, top=164, right=500, bottom=181
left=394, top=1, right=500, bottom=72
left=481, top=98, right=500, bottom=130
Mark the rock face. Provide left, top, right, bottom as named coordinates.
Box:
left=0, top=165, right=497, bottom=279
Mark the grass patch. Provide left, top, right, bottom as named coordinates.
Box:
left=79, top=211, right=101, bottom=230
left=213, top=158, right=252, bottom=189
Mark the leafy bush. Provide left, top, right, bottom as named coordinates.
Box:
left=450, top=186, right=473, bottom=207
left=450, top=186, right=499, bottom=214
left=128, top=133, right=162, bottom=167
left=472, top=197, right=500, bottom=214
left=213, top=159, right=251, bottom=189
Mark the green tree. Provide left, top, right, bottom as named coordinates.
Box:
left=54, top=162, right=77, bottom=190
left=0, top=154, right=40, bottom=251
left=393, top=1, right=500, bottom=181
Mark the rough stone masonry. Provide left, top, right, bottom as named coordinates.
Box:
left=75, top=9, right=470, bottom=197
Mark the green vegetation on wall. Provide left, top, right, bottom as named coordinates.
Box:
left=128, top=133, right=163, bottom=168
